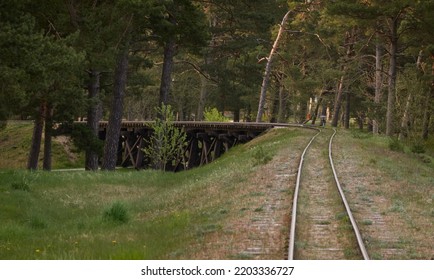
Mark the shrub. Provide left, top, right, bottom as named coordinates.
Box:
left=411, top=143, right=425, bottom=154
left=388, top=137, right=404, bottom=152
left=10, top=174, right=32, bottom=191
left=143, top=104, right=187, bottom=171
left=103, top=201, right=129, bottom=223
left=11, top=181, right=30, bottom=191
left=252, top=146, right=272, bottom=166
left=204, top=107, right=229, bottom=122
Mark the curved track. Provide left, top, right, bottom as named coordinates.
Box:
left=288, top=128, right=369, bottom=260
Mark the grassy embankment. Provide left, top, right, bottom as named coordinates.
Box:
left=0, top=123, right=310, bottom=259
left=0, top=121, right=84, bottom=169
left=333, top=129, right=434, bottom=259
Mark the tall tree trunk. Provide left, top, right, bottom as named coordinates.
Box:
left=373, top=40, right=383, bottom=134
left=399, top=91, right=413, bottom=140
left=399, top=50, right=423, bottom=140
left=256, top=10, right=292, bottom=122
left=277, top=83, right=286, bottom=123
left=101, top=47, right=129, bottom=171
left=196, top=74, right=208, bottom=121
left=312, top=92, right=324, bottom=125
left=270, top=85, right=280, bottom=123
left=159, top=38, right=176, bottom=107
left=332, top=75, right=345, bottom=127
left=27, top=102, right=45, bottom=170
left=332, top=29, right=355, bottom=127
left=422, top=98, right=431, bottom=139
left=43, top=103, right=53, bottom=171
left=422, top=58, right=434, bottom=139
left=386, top=17, right=398, bottom=136
left=85, top=70, right=102, bottom=171
left=233, top=108, right=240, bottom=122
left=344, top=92, right=351, bottom=129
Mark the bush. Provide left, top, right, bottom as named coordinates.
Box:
left=142, top=104, right=187, bottom=171
left=103, top=201, right=129, bottom=223
left=351, top=130, right=372, bottom=139
left=204, top=107, right=229, bottom=122
left=411, top=143, right=425, bottom=154
left=10, top=174, right=32, bottom=191
left=252, top=146, right=272, bottom=166
left=11, top=181, right=30, bottom=191
left=388, top=137, right=404, bottom=152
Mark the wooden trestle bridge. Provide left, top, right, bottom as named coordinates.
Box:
left=92, top=121, right=300, bottom=171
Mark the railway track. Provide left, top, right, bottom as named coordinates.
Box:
left=288, top=128, right=369, bottom=260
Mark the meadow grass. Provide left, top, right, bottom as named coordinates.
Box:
left=0, top=128, right=306, bottom=259
left=0, top=122, right=84, bottom=169
left=334, top=129, right=434, bottom=259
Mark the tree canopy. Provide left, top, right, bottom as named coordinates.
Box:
left=1, top=0, right=433, bottom=169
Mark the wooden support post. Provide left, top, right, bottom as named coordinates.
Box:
left=187, top=137, right=201, bottom=169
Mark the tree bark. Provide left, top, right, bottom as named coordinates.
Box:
left=332, top=75, right=345, bottom=127
left=399, top=90, right=412, bottom=140
left=312, top=94, right=323, bottom=125
left=270, top=85, right=280, bottom=123
left=85, top=70, right=102, bottom=171
left=159, top=38, right=176, bottom=107
left=422, top=58, right=434, bottom=139
left=277, top=83, right=286, bottom=123
left=27, top=102, right=45, bottom=170
left=331, top=29, right=355, bottom=127
left=386, top=17, right=398, bottom=136
left=101, top=47, right=129, bottom=171
left=344, top=92, right=350, bottom=129
left=256, top=10, right=292, bottom=122
left=373, top=40, right=383, bottom=134
left=43, top=102, right=53, bottom=171
left=196, top=74, right=208, bottom=121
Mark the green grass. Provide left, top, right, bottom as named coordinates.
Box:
left=0, top=121, right=84, bottom=169
left=336, top=128, right=434, bottom=259
left=0, top=128, right=309, bottom=259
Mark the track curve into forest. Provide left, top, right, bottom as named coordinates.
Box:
left=288, top=128, right=369, bottom=260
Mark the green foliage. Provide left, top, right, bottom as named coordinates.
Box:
left=252, top=146, right=272, bottom=166
left=351, top=129, right=373, bottom=139
left=69, top=123, right=104, bottom=156
left=411, top=142, right=425, bottom=154
left=103, top=201, right=129, bottom=224
left=149, top=0, right=210, bottom=52
left=9, top=172, right=36, bottom=191
left=388, top=137, right=404, bottom=153
left=143, top=104, right=187, bottom=171
left=203, top=107, right=229, bottom=122
left=11, top=181, right=31, bottom=192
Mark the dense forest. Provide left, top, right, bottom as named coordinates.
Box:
left=1, top=0, right=433, bottom=171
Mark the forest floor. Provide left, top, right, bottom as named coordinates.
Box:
left=0, top=122, right=433, bottom=259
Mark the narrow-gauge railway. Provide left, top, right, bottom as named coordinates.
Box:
left=74, top=121, right=369, bottom=259
left=288, top=128, right=369, bottom=260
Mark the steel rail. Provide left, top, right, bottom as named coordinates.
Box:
left=288, top=128, right=321, bottom=260
left=328, top=128, right=370, bottom=260
left=288, top=128, right=369, bottom=260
